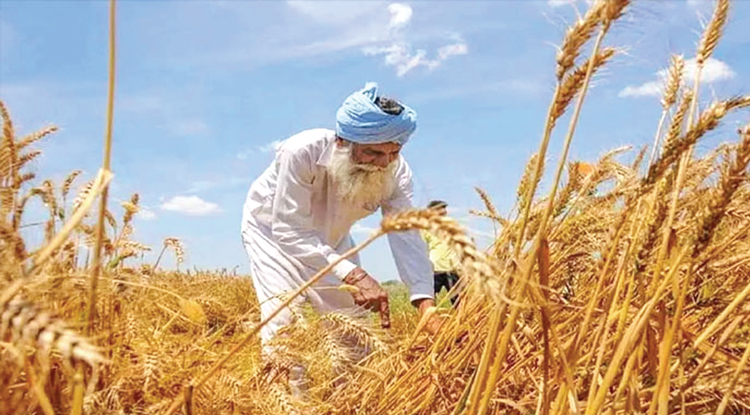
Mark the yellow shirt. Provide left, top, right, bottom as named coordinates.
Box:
left=421, top=230, right=460, bottom=273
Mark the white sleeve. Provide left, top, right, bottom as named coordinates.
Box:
left=381, top=159, right=434, bottom=303
left=270, top=144, right=357, bottom=280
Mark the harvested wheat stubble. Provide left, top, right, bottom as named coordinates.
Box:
left=2, top=0, right=750, bottom=414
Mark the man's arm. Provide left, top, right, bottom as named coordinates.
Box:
left=381, top=158, right=435, bottom=305
left=270, top=143, right=357, bottom=280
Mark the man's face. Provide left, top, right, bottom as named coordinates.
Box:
left=349, top=142, right=402, bottom=169
left=328, top=139, right=399, bottom=207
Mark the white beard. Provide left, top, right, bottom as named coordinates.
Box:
left=327, top=145, right=397, bottom=208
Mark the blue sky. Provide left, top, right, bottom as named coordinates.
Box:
left=1, top=0, right=749, bottom=281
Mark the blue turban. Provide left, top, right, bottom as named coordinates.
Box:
left=335, top=82, right=417, bottom=145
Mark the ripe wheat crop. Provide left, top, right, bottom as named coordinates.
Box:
left=1, top=0, right=749, bottom=414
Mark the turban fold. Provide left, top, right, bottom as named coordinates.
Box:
left=335, top=82, right=417, bottom=145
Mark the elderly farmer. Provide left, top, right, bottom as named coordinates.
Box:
left=241, top=82, right=437, bottom=367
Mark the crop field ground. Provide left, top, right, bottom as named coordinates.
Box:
left=2, top=0, right=750, bottom=414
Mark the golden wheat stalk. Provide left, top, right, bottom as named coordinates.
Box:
left=696, top=0, right=730, bottom=66
left=62, top=170, right=82, bottom=200
left=474, top=187, right=500, bottom=221
left=515, top=152, right=539, bottom=220
left=17, top=125, right=57, bottom=151
left=86, top=0, right=118, bottom=340
left=648, top=55, right=685, bottom=167
left=483, top=6, right=633, bottom=414
left=661, top=90, right=693, bottom=156
left=662, top=55, right=684, bottom=111
left=551, top=47, right=616, bottom=127
left=555, top=0, right=604, bottom=80
left=642, top=96, right=750, bottom=191
left=1, top=292, right=105, bottom=370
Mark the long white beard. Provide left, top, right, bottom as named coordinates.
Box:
left=327, top=146, right=397, bottom=208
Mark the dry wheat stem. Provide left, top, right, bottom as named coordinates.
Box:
left=23, top=358, right=55, bottom=415
left=606, top=340, right=642, bottom=415
left=71, top=362, right=86, bottom=415
left=649, top=128, right=748, bottom=412
left=651, top=263, right=697, bottom=415
left=538, top=238, right=551, bottom=415
left=586, top=246, right=688, bottom=415
left=87, top=0, right=118, bottom=337
left=682, top=314, right=745, bottom=394
left=715, top=324, right=750, bottom=415
left=483, top=21, right=612, bottom=415
left=463, top=26, right=589, bottom=412
left=694, top=279, right=750, bottom=348
left=585, top=211, right=647, bottom=407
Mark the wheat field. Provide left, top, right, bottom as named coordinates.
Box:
left=2, top=0, right=750, bottom=414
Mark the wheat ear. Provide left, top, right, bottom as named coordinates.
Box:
left=1, top=292, right=105, bottom=370
left=696, top=0, right=730, bottom=66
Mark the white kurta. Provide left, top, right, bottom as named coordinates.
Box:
left=241, top=128, right=433, bottom=347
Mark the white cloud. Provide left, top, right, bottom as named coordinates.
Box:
left=138, top=208, right=157, bottom=221
left=365, top=37, right=468, bottom=77
left=437, top=43, right=468, bottom=61
left=686, top=58, right=736, bottom=83
left=288, top=1, right=467, bottom=77
left=160, top=195, right=222, bottom=216
left=258, top=139, right=283, bottom=153
left=364, top=4, right=468, bottom=76
left=619, top=57, right=736, bottom=98
left=388, top=3, right=413, bottom=29
left=364, top=7, right=469, bottom=78
left=227, top=2, right=465, bottom=77
left=365, top=44, right=421, bottom=77
left=619, top=81, right=662, bottom=98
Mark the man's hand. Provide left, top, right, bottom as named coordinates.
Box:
left=343, top=267, right=390, bottom=328
left=413, top=298, right=443, bottom=335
